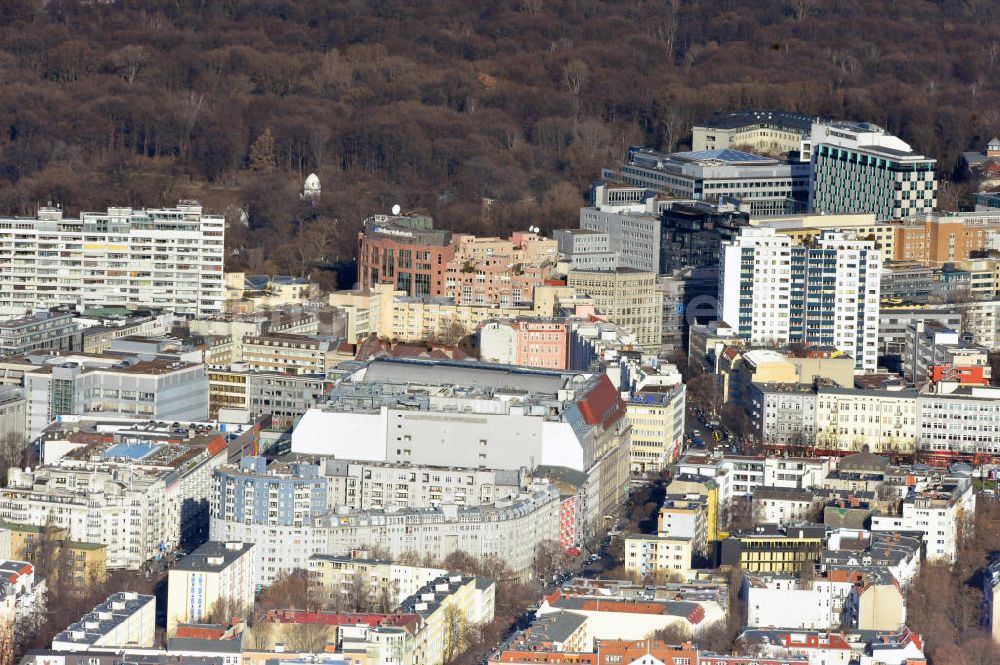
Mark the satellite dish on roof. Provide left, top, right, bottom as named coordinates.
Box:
left=391, top=204, right=401, bottom=216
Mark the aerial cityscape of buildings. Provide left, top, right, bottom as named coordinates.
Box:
left=4, top=107, right=1000, bottom=665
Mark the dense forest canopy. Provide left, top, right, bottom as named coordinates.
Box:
left=0, top=0, right=998, bottom=285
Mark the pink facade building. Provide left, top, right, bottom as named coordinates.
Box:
left=479, top=319, right=570, bottom=369
left=444, top=232, right=558, bottom=306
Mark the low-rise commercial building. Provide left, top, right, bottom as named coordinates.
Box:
left=14, top=352, right=208, bottom=438
left=0, top=310, right=82, bottom=357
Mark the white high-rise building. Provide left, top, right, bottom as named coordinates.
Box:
left=0, top=201, right=224, bottom=316
left=719, top=227, right=793, bottom=347
left=719, top=227, right=881, bottom=371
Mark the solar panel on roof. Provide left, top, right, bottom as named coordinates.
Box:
left=673, top=148, right=773, bottom=162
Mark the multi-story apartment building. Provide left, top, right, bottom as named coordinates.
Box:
left=0, top=428, right=227, bottom=569
left=0, top=202, right=224, bottom=317
left=308, top=553, right=448, bottom=609
left=357, top=214, right=455, bottom=297
left=903, top=321, right=990, bottom=387
left=892, top=211, right=1000, bottom=265
left=0, top=310, right=82, bottom=357
left=0, top=519, right=106, bottom=595
left=603, top=147, right=810, bottom=216
left=553, top=229, right=618, bottom=271
left=292, top=358, right=631, bottom=543
left=625, top=387, right=686, bottom=473
left=399, top=575, right=496, bottom=665
left=658, top=495, right=709, bottom=544
left=719, top=347, right=854, bottom=406
left=809, top=121, right=936, bottom=220
left=188, top=308, right=319, bottom=361
left=787, top=229, right=879, bottom=370
left=984, top=558, right=1000, bottom=644
left=917, top=383, right=1000, bottom=461
left=674, top=453, right=831, bottom=507
left=751, top=383, right=919, bottom=455
left=387, top=295, right=539, bottom=342
left=750, top=383, right=818, bottom=447
left=224, top=273, right=319, bottom=314
left=879, top=260, right=938, bottom=303
left=51, top=592, right=156, bottom=651
left=743, top=572, right=855, bottom=631
left=211, top=461, right=562, bottom=584
left=0, top=560, right=42, bottom=624
left=720, top=525, right=826, bottom=573
left=751, top=212, right=896, bottom=263
left=579, top=185, right=662, bottom=272
left=166, top=541, right=255, bottom=635
left=478, top=319, right=571, bottom=369
left=870, top=475, right=974, bottom=562
left=13, top=353, right=208, bottom=438
left=207, top=367, right=332, bottom=422
left=623, top=535, right=692, bottom=580
left=961, top=298, right=1000, bottom=351
left=718, top=228, right=792, bottom=347
left=444, top=232, right=557, bottom=307
left=211, top=456, right=327, bottom=585
left=692, top=109, right=817, bottom=155
left=241, top=333, right=337, bottom=375
left=752, top=379, right=1000, bottom=460
left=323, top=460, right=524, bottom=511
left=719, top=227, right=881, bottom=371
left=567, top=269, right=662, bottom=350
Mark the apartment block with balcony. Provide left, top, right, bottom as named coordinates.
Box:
left=0, top=202, right=224, bottom=317
left=719, top=227, right=881, bottom=371
left=308, top=552, right=447, bottom=609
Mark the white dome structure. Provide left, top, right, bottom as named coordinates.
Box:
left=303, top=173, right=321, bottom=199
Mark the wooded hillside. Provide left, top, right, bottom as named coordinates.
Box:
left=1, top=0, right=998, bottom=285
